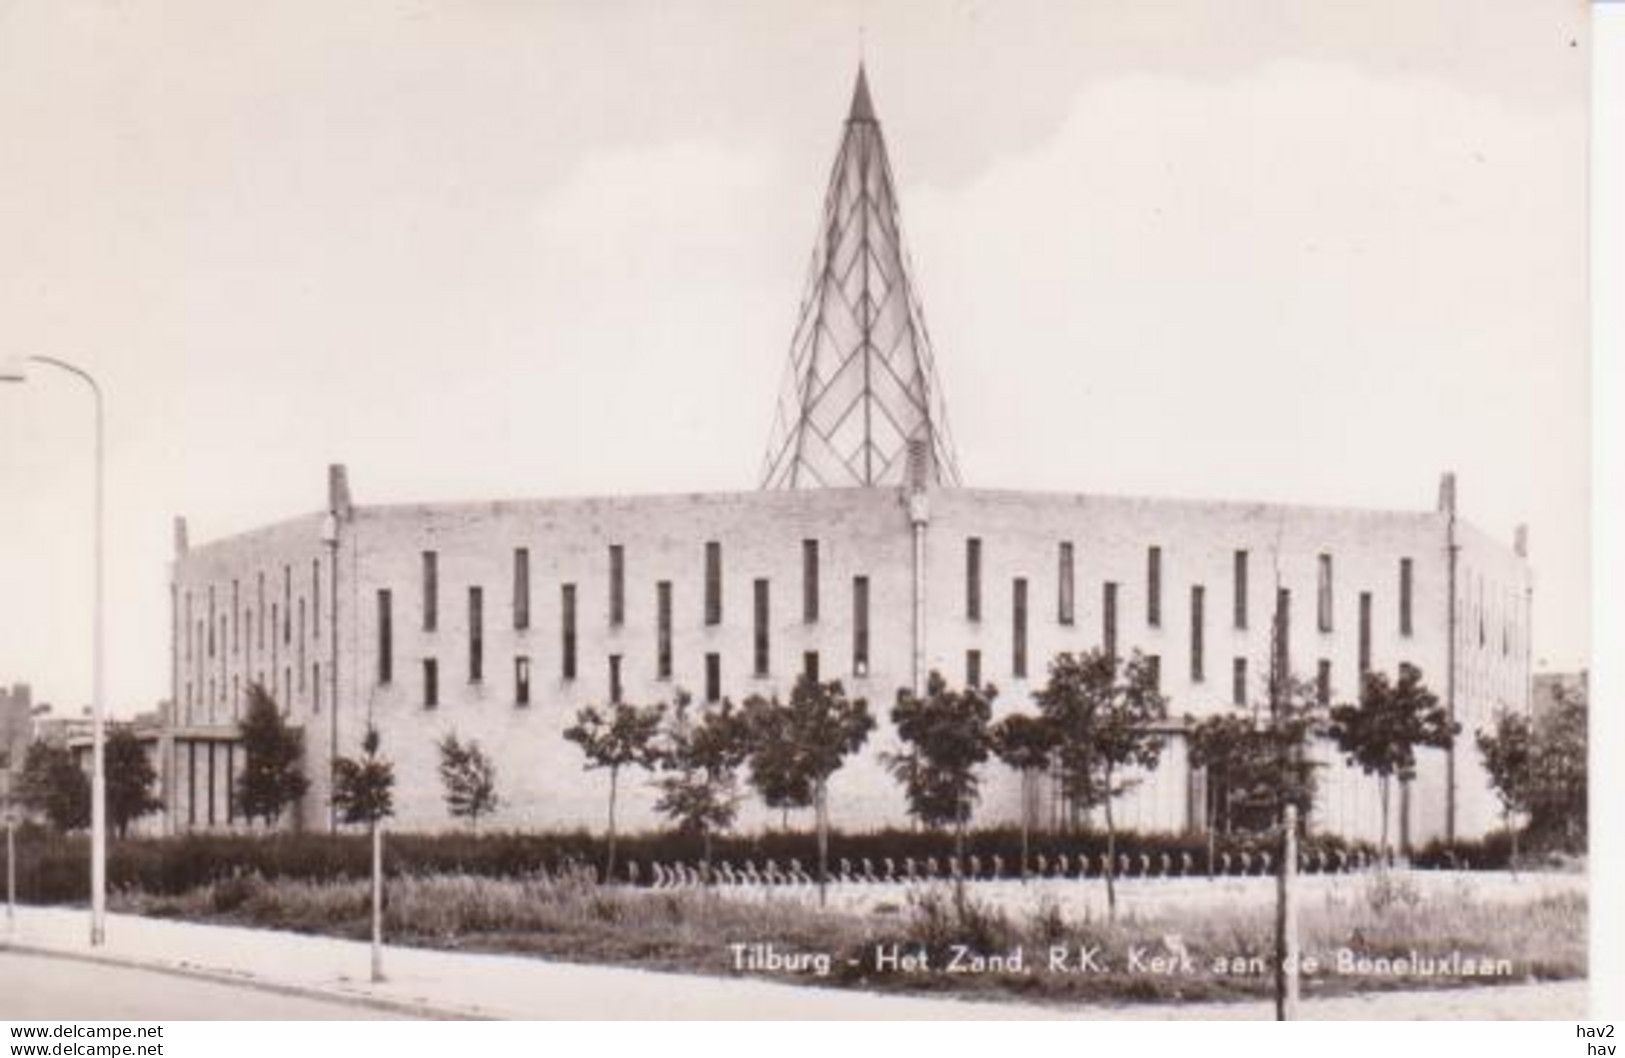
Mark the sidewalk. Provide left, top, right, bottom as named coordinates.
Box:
left=0, top=906, right=1586, bottom=1020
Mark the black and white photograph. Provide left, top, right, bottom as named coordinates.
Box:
left=0, top=0, right=1614, bottom=1040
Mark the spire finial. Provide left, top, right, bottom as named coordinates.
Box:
left=848, top=62, right=876, bottom=123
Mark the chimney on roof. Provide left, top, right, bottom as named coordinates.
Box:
left=1437, top=472, right=1457, bottom=516
left=328, top=463, right=353, bottom=521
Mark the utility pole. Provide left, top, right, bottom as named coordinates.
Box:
left=2, top=770, right=15, bottom=933
left=1276, top=803, right=1300, bottom=1020
left=1269, top=584, right=1300, bottom=1021
left=370, top=817, right=384, bottom=982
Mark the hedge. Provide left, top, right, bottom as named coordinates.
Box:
left=0, top=823, right=1399, bottom=905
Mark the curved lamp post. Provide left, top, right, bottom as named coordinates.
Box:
left=1, top=355, right=107, bottom=947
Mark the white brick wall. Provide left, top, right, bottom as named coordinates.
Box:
left=169, top=482, right=1532, bottom=845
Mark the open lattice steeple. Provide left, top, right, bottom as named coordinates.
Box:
left=760, top=66, right=961, bottom=490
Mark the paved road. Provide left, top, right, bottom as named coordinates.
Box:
left=0, top=951, right=409, bottom=1020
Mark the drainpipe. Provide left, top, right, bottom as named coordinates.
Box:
left=324, top=464, right=353, bottom=833
left=906, top=442, right=931, bottom=696
left=1440, top=472, right=1459, bottom=844
left=167, top=517, right=188, bottom=837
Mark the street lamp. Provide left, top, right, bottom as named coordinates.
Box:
left=1, top=355, right=108, bottom=947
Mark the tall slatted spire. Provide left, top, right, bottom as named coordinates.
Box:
left=760, top=66, right=961, bottom=490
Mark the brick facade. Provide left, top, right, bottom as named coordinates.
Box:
left=165, top=472, right=1532, bottom=847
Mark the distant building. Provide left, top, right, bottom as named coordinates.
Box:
left=1, top=682, right=35, bottom=774
left=161, top=68, right=1533, bottom=848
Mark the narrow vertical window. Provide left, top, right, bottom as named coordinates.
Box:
left=562, top=584, right=577, bottom=680
left=312, top=662, right=320, bottom=714
left=297, top=600, right=306, bottom=691
left=207, top=748, right=216, bottom=827
left=704, top=541, right=722, bottom=625
left=753, top=578, right=770, bottom=677
left=966, top=537, right=982, bottom=621
left=802, top=539, right=820, bottom=622
left=656, top=581, right=673, bottom=679
left=422, top=551, right=438, bottom=632
left=1316, top=659, right=1331, bottom=707
left=232, top=580, right=240, bottom=653
left=423, top=658, right=438, bottom=708
left=608, top=545, right=625, bottom=627
left=1146, top=654, right=1161, bottom=692
left=803, top=651, right=820, bottom=682
left=515, top=656, right=531, bottom=706
left=376, top=589, right=393, bottom=684
left=1317, top=553, right=1334, bottom=632
left=1058, top=542, right=1075, bottom=625
left=853, top=575, right=870, bottom=676
left=1012, top=577, right=1028, bottom=678
left=257, top=573, right=265, bottom=650
left=1399, top=557, right=1414, bottom=637
left=705, top=652, right=721, bottom=703
left=468, top=586, right=484, bottom=682
left=283, top=565, right=291, bottom=643
left=1103, top=581, right=1118, bottom=662
left=185, top=592, right=193, bottom=660
left=1232, top=657, right=1247, bottom=706
left=610, top=655, right=623, bottom=705
left=513, top=547, right=530, bottom=631
left=208, top=586, right=216, bottom=657
left=187, top=743, right=197, bottom=826
left=966, top=649, right=982, bottom=688
left=1147, top=546, right=1162, bottom=627
left=1359, top=591, right=1372, bottom=675
left=1233, top=550, right=1249, bottom=629
left=1190, top=585, right=1205, bottom=681
left=311, top=560, right=320, bottom=639
left=225, top=745, right=235, bottom=823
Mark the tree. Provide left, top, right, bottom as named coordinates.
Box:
left=332, top=725, right=396, bottom=827
left=437, top=733, right=499, bottom=829
left=1527, top=681, right=1586, bottom=847
left=235, top=683, right=310, bottom=827
left=563, top=700, right=667, bottom=884
left=741, top=697, right=814, bottom=828
left=1033, top=649, right=1167, bottom=918
left=1327, top=665, right=1457, bottom=860
left=1187, top=676, right=1324, bottom=838
left=105, top=726, right=160, bottom=839
left=887, top=672, right=995, bottom=869
left=653, top=693, right=752, bottom=869
left=17, top=740, right=89, bottom=832
left=989, top=710, right=1055, bottom=880
left=1476, top=708, right=1533, bottom=869
left=743, top=674, right=874, bottom=905
left=331, top=724, right=395, bottom=983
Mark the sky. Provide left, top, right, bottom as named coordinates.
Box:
left=0, top=0, right=1591, bottom=718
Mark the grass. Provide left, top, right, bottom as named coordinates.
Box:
left=110, top=869, right=1587, bottom=1007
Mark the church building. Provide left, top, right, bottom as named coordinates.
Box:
left=160, top=68, right=1533, bottom=848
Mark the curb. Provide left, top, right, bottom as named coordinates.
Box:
left=0, top=938, right=495, bottom=1021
